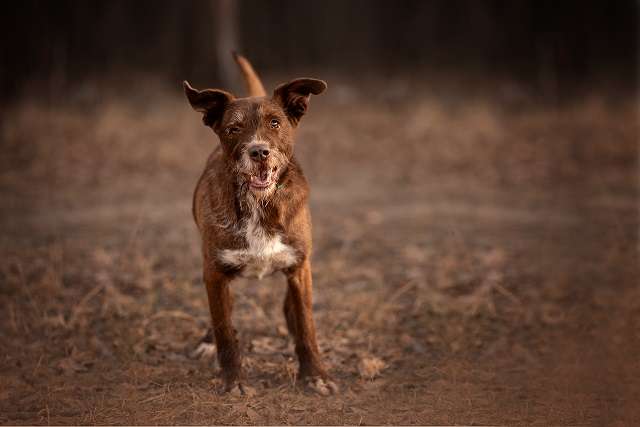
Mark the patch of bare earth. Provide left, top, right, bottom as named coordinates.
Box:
left=0, top=76, right=638, bottom=425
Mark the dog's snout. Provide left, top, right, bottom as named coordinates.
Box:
left=249, top=145, right=270, bottom=161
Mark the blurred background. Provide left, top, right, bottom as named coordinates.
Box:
left=1, top=1, right=638, bottom=425
left=1, top=0, right=637, bottom=100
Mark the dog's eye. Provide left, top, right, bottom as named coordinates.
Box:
left=269, top=119, right=280, bottom=129
left=225, top=126, right=241, bottom=136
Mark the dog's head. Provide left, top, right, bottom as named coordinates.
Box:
left=184, top=78, right=326, bottom=198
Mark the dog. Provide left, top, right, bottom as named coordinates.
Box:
left=183, top=53, right=336, bottom=395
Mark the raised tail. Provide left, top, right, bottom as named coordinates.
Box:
left=232, top=51, right=266, bottom=97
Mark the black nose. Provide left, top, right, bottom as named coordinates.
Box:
left=249, top=145, right=270, bottom=161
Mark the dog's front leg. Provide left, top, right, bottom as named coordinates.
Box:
left=204, top=268, right=242, bottom=392
left=284, top=259, right=337, bottom=395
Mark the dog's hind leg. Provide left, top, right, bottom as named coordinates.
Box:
left=283, top=289, right=297, bottom=338
left=284, top=260, right=338, bottom=395
left=190, top=327, right=216, bottom=360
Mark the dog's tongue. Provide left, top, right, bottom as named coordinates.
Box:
left=259, top=169, right=269, bottom=182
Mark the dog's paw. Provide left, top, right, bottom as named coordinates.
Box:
left=210, top=377, right=256, bottom=397
left=232, top=382, right=257, bottom=397
left=225, top=381, right=256, bottom=397
left=304, top=376, right=339, bottom=396
left=190, top=342, right=216, bottom=360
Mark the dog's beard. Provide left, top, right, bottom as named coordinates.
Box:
left=235, top=149, right=287, bottom=203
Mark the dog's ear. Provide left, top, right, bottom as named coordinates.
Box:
left=183, top=81, right=234, bottom=127
left=273, top=78, right=327, bottom=125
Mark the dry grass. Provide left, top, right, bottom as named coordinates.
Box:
left=0, top=74, right=638, bottom=425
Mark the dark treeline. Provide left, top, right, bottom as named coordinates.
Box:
left=1, top=0, right=637, bottom=100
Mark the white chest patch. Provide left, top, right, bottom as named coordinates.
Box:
left=218, top=211, right=297, bottom=279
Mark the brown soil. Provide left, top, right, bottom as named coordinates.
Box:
left=1, top=75, right=638, bottom=425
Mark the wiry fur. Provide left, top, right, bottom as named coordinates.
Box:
left=218, top=204, right=298, bottom=279
left=183, top=53, right=335, bottom=395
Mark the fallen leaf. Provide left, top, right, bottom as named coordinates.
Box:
left=357, top=355, right=386, bottom=379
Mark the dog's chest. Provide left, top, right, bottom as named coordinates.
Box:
left=218, top=214, right=297, bottom=279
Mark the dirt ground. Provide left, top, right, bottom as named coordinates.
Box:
left=1, top=74, right=639, bottom=425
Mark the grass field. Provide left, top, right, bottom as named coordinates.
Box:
left=1, top=73, right=638, bottom=425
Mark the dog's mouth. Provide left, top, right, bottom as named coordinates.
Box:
left=248, top=166, right=278, bottom=190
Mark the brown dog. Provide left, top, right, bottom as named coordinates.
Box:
left=183, top=53, right=336, bottom=395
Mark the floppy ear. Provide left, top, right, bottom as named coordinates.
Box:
left=183, top=81, right=234, bottom=127
left=273, top=78, right=327, bottom=125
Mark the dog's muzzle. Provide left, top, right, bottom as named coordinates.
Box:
left=248, top=166, right=276, bottom=190
left=239, top=142, right=286, bottom=193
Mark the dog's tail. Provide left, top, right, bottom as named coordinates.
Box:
left=232, top=51, right=266, bottom=97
